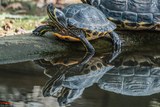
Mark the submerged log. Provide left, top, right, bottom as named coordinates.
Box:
left=0, top=31, right=159, bottom=64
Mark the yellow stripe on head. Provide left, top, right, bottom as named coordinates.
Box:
left=40, top=29, right=47, bottom=34
left=47, top=4, right=57, bottom=22
left=47, top=4, right=63, bottom=30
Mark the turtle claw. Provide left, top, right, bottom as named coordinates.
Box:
left=109, top=46, right=121, bottom=63
left=33, top=31, right=41, bottom=36
left=114, top=38, right=122, bottom=51
left=32, top=26, right=44, bottom=36
left=78, top=52, right=95, bottom=66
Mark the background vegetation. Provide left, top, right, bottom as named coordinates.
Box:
left=0, top=0, right=81, bottom=36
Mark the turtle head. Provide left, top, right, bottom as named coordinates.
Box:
left=81, top=0, right=100, bottom=6
left=43, top=74, right=65, bottom=97
left=47, top=3, right=68, bottom=28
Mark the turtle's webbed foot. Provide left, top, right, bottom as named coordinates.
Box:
left=32, top=26, right=45, bottom=36
left=109, top=47, right=121, bottom=63
left=32, top=30, right=42, bottom=36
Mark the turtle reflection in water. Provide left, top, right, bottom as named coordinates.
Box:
left=33, top=3, right=122, bottom=65
left=35, top=53, right=115, bottom=106
left=98, top=52, right=160, bottom=96
left=35, top=50, right=160, bottom=105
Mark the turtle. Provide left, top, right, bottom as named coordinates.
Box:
left=35, top=53, right=115, bottom=106
left=82, top=0, right=160, bottom=30
left=33, top=3, right=121, bottom=56
left=35, top=47, right=160, bottom=105
left=98, top=51, right=160, bottom=96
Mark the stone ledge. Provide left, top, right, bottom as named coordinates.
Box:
left=0, top=31, right=159, bottom=64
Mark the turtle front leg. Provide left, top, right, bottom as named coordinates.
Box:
left=108, top=31, right=122, bottom=62
left=33, top=25, right=56, bottom=36
left=79, top=35, right=95, bottom=65
left=80, top=36, right=95, bottom=53
left=109, top=31, right=122, bottom=48
left=70, top=29, right=95, bottom=65
left=72, top=29, right=95, bottom=53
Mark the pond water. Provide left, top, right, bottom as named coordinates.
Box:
left=0, top=44, right=160, bottom=107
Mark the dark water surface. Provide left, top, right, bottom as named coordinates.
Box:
left=0, top=44, right=160, bottom=107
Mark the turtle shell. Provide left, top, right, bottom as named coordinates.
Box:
left=98, top=53, right=160, bottom=96
left=62, top=58, right=114, bottom=89
left=98, top=67, right=160, bottom=96
left=62, top=3, right=116, bottom=32
left=87, top=0, right=160, bottom=30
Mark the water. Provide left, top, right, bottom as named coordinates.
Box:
left=0, top=44, right=160, bottom=107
